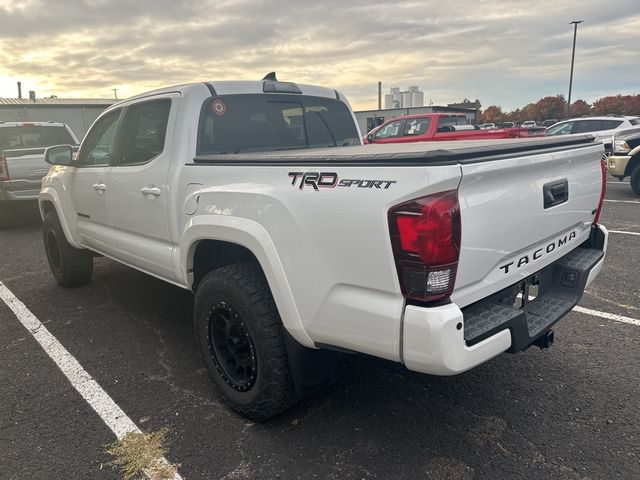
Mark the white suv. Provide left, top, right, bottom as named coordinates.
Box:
left=546, top=116, right=640, bottom=150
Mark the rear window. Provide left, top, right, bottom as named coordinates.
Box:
left=0, top=125, right=76, bottom=149
left=601, top=120, right=624, bottom=129
left=197, top=94, right=360, bottom=154
left=630, top=118, right=640, bottom=126
left=439, top=116, right=467, bottom=127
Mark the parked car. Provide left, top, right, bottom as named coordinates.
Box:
left=480, top=123, right=496, bottom=129
left=500, top=122, right=516, bottom=128
left=542, top=119, right=559, bottom=127
left=0, top=121, right=79, bottom=226
left=40, top=78, right=607, bottom=420
left=608, top=126, right=640, bottom=195
left=522, top=120, right=537, bottom=128
left=546, top=116, right=640, bottom=151
left=365, top=114, right=545, bottom=144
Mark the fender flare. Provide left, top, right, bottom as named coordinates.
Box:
left=180, top=215, right=314, bottom=348
left=38, top=188, right=82, bottom=249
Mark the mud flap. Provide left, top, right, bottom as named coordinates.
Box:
left=284, top=331, right=340, bottom=397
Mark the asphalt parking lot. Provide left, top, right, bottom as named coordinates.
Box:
left=1, top=178, right=638, bottom=480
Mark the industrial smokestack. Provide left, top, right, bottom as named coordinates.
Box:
left=377, top=81, right=382, bottom=110
left=17, top=82, right=22, bottom=99
left=29, top=90, right=36, bottom=103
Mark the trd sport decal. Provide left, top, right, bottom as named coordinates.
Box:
left=288, top=172, right=397, bottom=191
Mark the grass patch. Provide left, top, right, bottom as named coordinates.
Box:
left=106, top=427, right=179, bottom=480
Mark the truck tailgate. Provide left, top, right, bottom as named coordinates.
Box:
left=4, top=148, right=50, bottom=183
left=2, top=148, right=49, bottom=191
left=452, top=141, right=604, bottom=308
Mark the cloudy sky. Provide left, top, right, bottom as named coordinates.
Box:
left=0, top=0, right=638, bottom=111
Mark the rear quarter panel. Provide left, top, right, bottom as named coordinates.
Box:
left=178, top=162, right=462, bottom=360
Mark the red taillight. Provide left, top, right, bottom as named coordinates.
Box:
left=593, top=156, right=607, bottom=224
left=0, top=155, right=9, bottom=182
left=389, top=190, right=461, bottom=303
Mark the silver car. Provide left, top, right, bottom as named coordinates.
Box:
left=545, top=116, right=640, bottom=151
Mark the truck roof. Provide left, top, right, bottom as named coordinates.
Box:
left=120, top=81, right=341, bottom=106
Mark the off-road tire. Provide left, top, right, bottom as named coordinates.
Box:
left=42, top=211, right=93, bottom=287
left=194, top=261, right=297, bottom=421
left=631, top=164, right=640, bottom=196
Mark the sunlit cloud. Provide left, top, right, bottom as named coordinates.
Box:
left=0, top=0, right=638, bottom=110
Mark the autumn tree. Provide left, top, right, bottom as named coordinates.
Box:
left=505, top=108, right=523, bottom=123
left=469, top=93, right=638, bottom=125
left=592, top=95, right=640, bottom=116
left=478, top=106, right=503, bottom=124
left=570, top=99, right=591, bottom=116
left=531, top=95, right=567, bottom=120
left=520, top=103, right=536, bottom=121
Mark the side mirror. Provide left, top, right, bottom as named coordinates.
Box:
left=45, top=145, right=74, bottom=166
left=367, top=133, right=374, bottom=143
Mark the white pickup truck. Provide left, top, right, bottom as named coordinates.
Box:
left=0, top=122, right=78, bottom=226
left=39, top=78, right=608, bottom=420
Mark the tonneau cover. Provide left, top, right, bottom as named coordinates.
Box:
left=194, top=135, right=597, bottom=166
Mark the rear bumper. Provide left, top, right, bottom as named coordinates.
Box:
left=402, top=224, right=608, bottom=376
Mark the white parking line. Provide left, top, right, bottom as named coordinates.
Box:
left=609, top=230, right=640, bottom=236
left=0, top=282, right=182, bottom=480
left=607, top=181, right=631, bottom=185
left=604, top=199, right=640, bottom=204
left=574, top=305, right=640, bottom=327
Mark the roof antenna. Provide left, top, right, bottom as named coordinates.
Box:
left=262, top=72, right=277, bottom=81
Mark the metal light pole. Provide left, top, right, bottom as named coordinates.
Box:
left=566, top=20, right=583, bottom=117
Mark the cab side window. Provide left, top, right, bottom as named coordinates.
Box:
left=403, top=118, right=430, bottom=136
left=375, top=120, right=403, bottom=139
left=76, top=109, right=121, bottom=166
left=572, top=120, right=603, bottom=133
left=118, top=99, right=171, bottom=166
left=546, top=122, right=572, bottom=136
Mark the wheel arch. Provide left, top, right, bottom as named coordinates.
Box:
left=624, top=153, right=640, bottom=178
left=38, top=189, right=82, bottom=248
left=182, top=216, right=314, bottom=347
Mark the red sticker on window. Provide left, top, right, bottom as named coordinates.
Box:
left=212, top=99, right=226, bottom=116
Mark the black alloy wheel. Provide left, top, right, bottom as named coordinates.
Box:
left=194, top=262, right=298, bottom=420
left=207, top=301, right=258, bottom=392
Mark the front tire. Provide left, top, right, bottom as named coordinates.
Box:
left=194, top=262, right=297, bottom=421
left=631, top=164, right=640, bottom=196
left=42, top=211, right=93, bottom=287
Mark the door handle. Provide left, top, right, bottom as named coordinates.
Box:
left=92, top=183, right=107, bottom=193
left=140, top=186, right=161, bottom=197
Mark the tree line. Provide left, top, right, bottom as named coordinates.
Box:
left=477, top=94, right=640, bottom=124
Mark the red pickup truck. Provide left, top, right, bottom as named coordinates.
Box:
left=364, top=114, right=545, bottom=144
